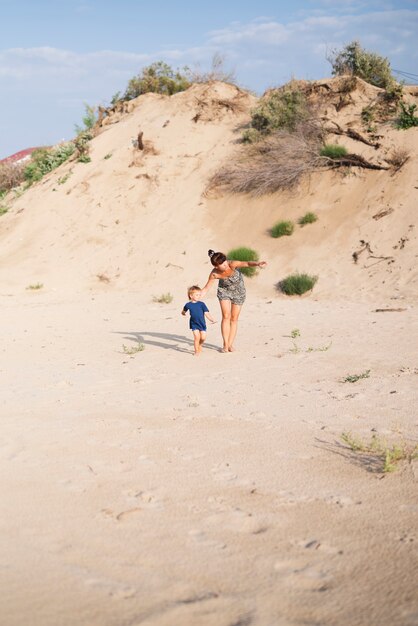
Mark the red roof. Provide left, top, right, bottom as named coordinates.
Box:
left=0, top=147, right=42, bottom=165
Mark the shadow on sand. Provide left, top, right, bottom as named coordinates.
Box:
left=114, top=330, right=220, bottom=354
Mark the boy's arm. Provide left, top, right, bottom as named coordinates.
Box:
left=181, top=303, right=188, bottom=316
left=205, top=311, right=216, bottom=323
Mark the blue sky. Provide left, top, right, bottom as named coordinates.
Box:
left=1, top=0, right=417, bottom=158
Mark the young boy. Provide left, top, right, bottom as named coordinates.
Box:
left=182, top=285, right=216, bottom=355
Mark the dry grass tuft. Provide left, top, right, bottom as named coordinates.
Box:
left=385, top=147, right=410, bottom=172
left=209, top=121, right=325, bottom=197
left=0, top=161, right=26, bottom=193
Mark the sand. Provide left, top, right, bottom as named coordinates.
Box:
left=0, top=79, right=417, bottom=626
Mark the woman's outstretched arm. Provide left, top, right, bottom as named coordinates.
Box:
left=231, top=260, right=267, bottom=269
left=200, top=272, right=217, bottom=297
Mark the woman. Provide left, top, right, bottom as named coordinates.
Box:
left=200, top=249, right=267, bottom=352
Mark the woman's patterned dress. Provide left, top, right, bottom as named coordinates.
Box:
left=217, top=268, right=246, bottom=305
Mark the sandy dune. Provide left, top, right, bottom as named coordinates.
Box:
left=0, top=79, right=417, bottom=625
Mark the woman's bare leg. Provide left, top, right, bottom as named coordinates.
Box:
left=219, top=300, right=231, bottom=352
left=228, top=303, right=242, bottom=351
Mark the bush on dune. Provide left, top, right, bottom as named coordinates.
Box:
left=243, top=83, right=310, bottom=143
left=227, top=247, right=259, bottom=277
left=328, top=40, right=396, bottom=90
left=279, top=273, right=318, bottom=295
left=123, top=61, right=191, bottom=100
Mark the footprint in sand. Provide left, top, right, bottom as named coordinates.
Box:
left=274, top=559, right=334, bottom=591
left=210, top=463, right=238, bottom=483
left=187, top=529, right=226, bottom=550
left=84, top=577, right=136, bottom=598
left=206, top=508, right=268, bottom=535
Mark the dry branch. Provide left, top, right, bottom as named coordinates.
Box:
left=325, top=120, right=380, bottom=148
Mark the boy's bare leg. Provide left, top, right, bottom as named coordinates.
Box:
left=199, top=331, right=206, bottom=351
left=192, top=330, right=201, bottom=355
left=228, top=303, right=242, bottom=352
left=219, top=300, right=232, bottom=352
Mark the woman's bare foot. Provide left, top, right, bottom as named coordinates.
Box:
left=220, top=347, right=229, bottom=353
left=228, top=346, right=235, bottom=352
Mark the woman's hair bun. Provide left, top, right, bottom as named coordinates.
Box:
left=208, top=249, right=215, bottom=258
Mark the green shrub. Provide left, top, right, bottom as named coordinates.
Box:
left=24, top=143, right=75, bottom=184
left=74, top=103, right=97, bottom=135
left=227, top=247, right=259, bottom=277
left=247, top=84, right=309, bottom=140
left=270, top=220, right=294, bottom=238
left=153, top=293, right=173, bottom=304
left=124, top=61, right=191, bottom=100
left=298, top=212, right=318, bottom=225
left=0, top=205, right=9, bottom=216
left=328, top=40, right=396, bottom=89
left=280, top=273, right=318, bottom=295
left=320, top=144, right=348, bottom=159
left=396, top=102, right=418, bottom=129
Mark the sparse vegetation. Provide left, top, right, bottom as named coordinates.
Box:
left=243, top=83, right=310, bottom=142
left=396, top=102, right=418, bottom=129
left=298, top=212, right=318, bottom=225
left=74, top=103, right=97, bottom=135
left=57, top=172, right=72, bottom=185
left=341, top=431, right=418, bottom=473
left=279, top=273, right=318, bottom=295
left=122, top=342, right=145, bottom=355
left=104, top=153, right=113, bottom=160
left=286, top=328, right=331, bottom=354
left=124, top=61, right=191, bottom=101
left=341, top=370, right=370, bottom=383
left=26, top=283, right=44, bottom=290
left=189, top=52, right=236, bottom=84
left=320, top=144, right=348, bottom=159
left=211, top=121, right=325, bottom=196
left=328, top=40, right=396, bottom=90
left=77, top=154, right=91, bottom=164
left=385, top=147, right=410, bottom=171
left=73, top=131, right=93, bottom=162
left=0, top=205, right=9, bottom=216
left=0, top=160, right=26, bottom=194
left=23, top=144, right=75, bottom=185
left=270, top=220, right=294, bottom=238
left=227, top=247, right=259, bottom=277
left=153, top=293, right=173, bottom=304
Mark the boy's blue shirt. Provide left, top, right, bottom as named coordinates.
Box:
left=183, top=301, right=209, bottom=331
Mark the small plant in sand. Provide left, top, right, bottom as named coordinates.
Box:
left=396, top=102, right=418, bottom=130
left=341, top=370, right=370, bottom=383
left=122, top=343, right=145, bottom=355
left=74, top=103, right=97, bottom=135
left=104, top=153, right=113, bottom=160
left=385, top=148, right=410, bottom=172
left=153, top=293, right=173, bottom=304
left=270, top=220, right=294, bottom=238
left=0, top=205, right=9, bottom=216
left=320, top=144, right=348, bottom=159
left=298, top=212, right=318, bottom=226
left=57, top=171, right=72, bottom=185
left=286, top=328, right=331, bottom=354
left=77, top=154, right=91, bottom=164
left=341, top=431, right=418, bottom=473
left=26, top=283, right=44, bottom=290
left=227, top=247, right=259, bottom=277
left=279, top=273, right=318, bottom=295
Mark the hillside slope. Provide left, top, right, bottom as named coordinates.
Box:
left=0, top=79, right=417, bottom=301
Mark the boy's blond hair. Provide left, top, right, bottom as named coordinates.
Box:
left=188, top=285, right=201, bottom=299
